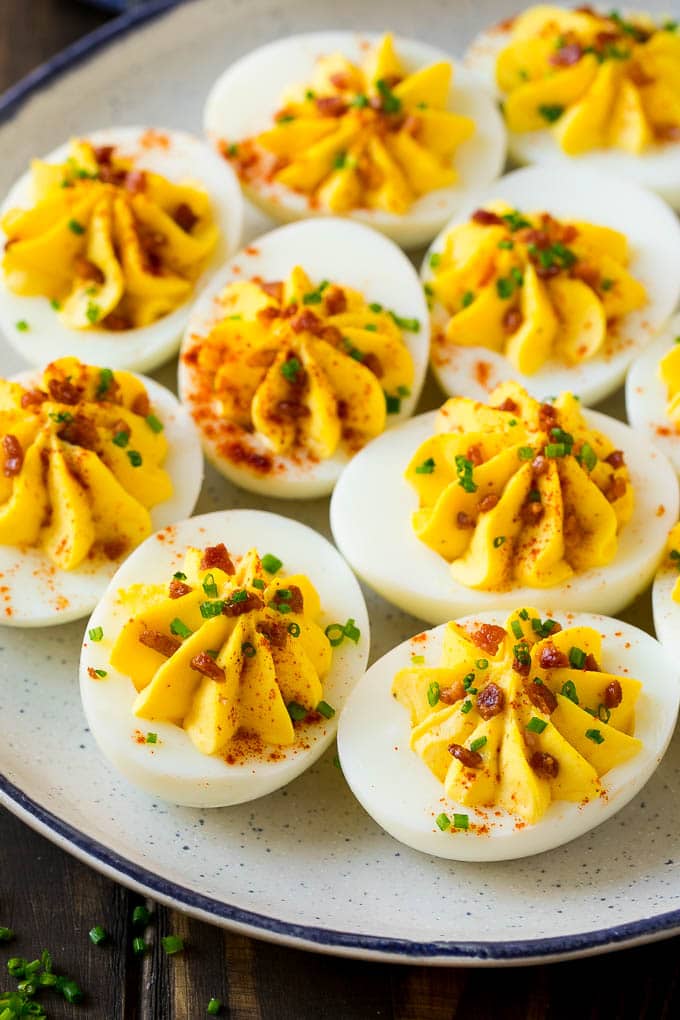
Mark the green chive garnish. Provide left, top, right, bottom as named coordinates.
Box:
left=597, top=704, right=611, bottom=723
left=561, top=680, right=579, bottom=704
left=207, top=999, right=223, bottom=1016
left=586, top=728, right=605, bottom=744
left=261, top=553, right=282, bottom=574
left=411, top=654, right=425, bottom=665
left=287, top=622, right=301, bottom=637
left=518, top=446, right=534, bottom=460
left=385, top=393, right=401, bottom=414
left=15, top=320, right=29, bottom=332
left=388, top=310, right=420, bottom=332
left=113, top=430, right=129, bottom=447
left=89, top=626, right=103, bottom=642
left=133, top=936, right=147, bottom=955
left=519, top=609, right=529, bottom=620
left=146, top=413, right=163, bottom=433
left=96, top=367, right=114, bottom=398
left=68, top=218, right=85, bottom=234
left=93, top=668, right=107, bottom=678
left=127, top=450, right=142, bottom=467
left=476, top=658, right=489, bottom=669
left=287, top=701, right=307, bottom=721
left=161, top=935, right=184, bottom=955
left=511, top=620, right=523, bottom=639
left=0, top=929, right=14, bottom=943
left=241, top=641, right=256, bottom=658
left=280, top=357, right=302, bottom=382
left=429, top=253, right=441, bottom=269
left=427, top=681, right=440, bottom=707
left=435, top=812, right=450, bottom=831
left=86, top=301, right=100, bottom=324
left=493, top=536, right=506, bottom=548
left=173, top=572, right=187, bottom=581
left=526, top=716, right=547, bottom=734
left=453, top=813, right=469, bottom=830
left=538, top=104, right=564, bottom=122
left=252, top=578, right=266, bottom=590
left=460, top=699, right=472, bottom=714
left=146, top=732, right=158, bottom=744
left=89, top=926, right=107, bottom=946
left=316, top=700, right=335, bottom=719
left=170, top=618, right=192, bottom=639
left=569, top=646, right=586, bottom=669
left=415, top=457, right=436, bottom=474
left=202, top=573, right=218, bottom=598
left=578, top=443, right=598, bottom=471
left=470, top=735, right=487, bottom=753
left=461, top=290, right=475, bottom=308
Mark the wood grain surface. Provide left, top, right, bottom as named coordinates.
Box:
left=2, top=2, right=680, bottom=1017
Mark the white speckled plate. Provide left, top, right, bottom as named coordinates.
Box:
left=2, top=0, right=680, bottom=966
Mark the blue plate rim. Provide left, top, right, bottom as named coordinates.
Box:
left=2, top=0, right=680, bottom=963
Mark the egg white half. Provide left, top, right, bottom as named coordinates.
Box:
left=652, top=563, right=680, bottom=662
left=626, top=313, right=680, bottom=476
left=465, top=21, right=680, bottom=210
left=178, top=217, right=430, bottom=499
left=80, top=509, right=370, bottom=807
left=203, top=32, right=506, bottom=249
left=0, top=126, right=244, bottom=373
left=0, top=373, right=203, bottom=627
left=422, top=165, right=680, bottom=407
left=330, top=407, right=679, bottom=624
left=338, top=610, right=679, bottom=861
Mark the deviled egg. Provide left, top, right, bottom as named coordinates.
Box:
left=422, top=165, right=680, bottom=405
left=338, top=608, right=679, bottom=860
left=80, top=509, right=369, bottom=807
left=626, top=313, right=680, bottom=476
left=330, top=381, right=679, bottom=623
left=0, top=127, right=243, bottom=373
left=0, top=358, right=202, bottom=626
left=652, top=522, right=680, bottom=662
left=204, top=32, right=506, bottom=248
left=178, top=218, right=429, bottom=499
left=465, top=6, right=680, bottom=208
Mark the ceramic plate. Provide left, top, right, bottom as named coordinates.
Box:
left=2, top=0, right=680, bottom=966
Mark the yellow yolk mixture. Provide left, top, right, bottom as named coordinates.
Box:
left=428, top=203, right=646, bottom=374
left=393, top=608, right=642, bottom=824
left=659, top=345, right=680, bottom=428
left=2, top=139, right=218, bottom=330
left=182, top=265, right=416, bottom=464
left=0, top=358, right=171, bottom=569
left=109, top=545, right=338, bottom=755
left=497, top=6, right=680, bottom=154
left=225, top=33, right=475, bottom=214
left=406, top=382, right=633, bottom=590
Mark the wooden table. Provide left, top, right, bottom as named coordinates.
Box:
left=2, top=2, right=680, bottom=1016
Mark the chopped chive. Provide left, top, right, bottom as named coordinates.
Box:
left=411, top=654, right=425, bottom=665
left=173, top=571, right=187, bottom=581
left=287, top=621, right=301, bottom=637
left=376, top=78, right=402, bottom=113
left=415, top=457, right=436, bottom=475
left=15, top=319, right=29, bottom=332
left=146, top=732, right=157, bottom=744
left=208, top=1000, right=222, bottom=1016
left=460, top=699, right=472, bottom=714
left=88, top=626, right=103, bottom=642
left=526, top=716, right=547, bottom=734
left=132, top=936, right=148, bottom=955
left=325, top=623, right=346, bottom=647
left=170, top=618, right=192, bottom=638
left=280, top=357, right=302, bottom=382
left=586, top=728, right=605, bottom=744
left=364, top=323, right=378, bottom=332
left=463, top=672, right=475, bottom=689
left=493, top=536, right=506, bottom=548
left=597, top=704, right=611, bottom=723
left=470, top=735, right=487, bottom=753
left=453, top=813, right=469, bottom=830
left=316, top=700, right=335, bottom=719
left=343, top=618, right=361, bottom=643
left=388, top=310, right=420, bottom=332
left=561, top=680, right=579, bottom=704
left=427, top=681, right=440, bottom=707
left=496, top=277, right=515, bottom=300
left=241, top=641, right=256, bottom=658
left=569, top=646, right=587, bottom=669
left=352, top=93, right=369, bottom=108
left=497, top=239, right=514, bottom=250
left=50, top=298, right=61, bottom=310
left=161, top=935, right=184, bottom=955
left=68, top=218, right=85, bottom=234
left=287, top=701, right=307, bottom=721
left=601, top=277, right=614, bottom=291
left=429, top=253, right=442, bottom=269
left=369, top=302, right=383, bottom=313
left=49, top=410, right=73, bottom=423
left=206, top=649, right=219, bottom=659
left=145, top=413, right=163, bottom=433
left=0, top=929, right=14, bottom=943
left=202, top=573, right=218, bottom=598
left=454, top=454, right=477, bottom=493
left=93, top=668, right=107, bottom=678
left=261, top=553, right=282, bottom=574
left=502, top=210, right=531, bottom=231
left=385, top=393, right=401, bottom=414
left=475, top=658, right=489, bottom=669
left=127, top=450, right=142, bottom=467
left=89, top=925, right=107, bottom=946
left=435, top=812, right=450, bottom=831
left=252, top=577, right=266, bottom=590
left=461, top=290, right=475, bottom=308
left=302, top=290, right=323, bottom=305
left=86, top=301, right=100, bottom=324
left=578, top=443, right=598, bottom=471
left=519, top=609, right=529, bottom=620
left=511, top=619, right=523, bottom=639
left=230, top=589, right=248, bottom=603
left=113, top=430, right=130, bottom=447
left=544, top=442, right=566, bottom=458
left=61, top=979, right=84, bottom=1003
left=518, top=446, right=534, bottom=461
left=96, top=367, right=114, bottom=398
left=538, top=104, right=564, bottom=122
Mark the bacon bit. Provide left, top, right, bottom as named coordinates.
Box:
left=336, top=399, right=348, bottom=420
left=93, top=145, right=114, bottom=164
left=58, top=413, right=98, bottom=450
left=605, top=476, right=627, bottom=502
left=257, top=306, right=280, bottom=324
left=329, top=71, right=351, bottom=89
left=20, top=388, right=47, bottom=410
left=256, top=619, right=288, bottom=648
left=471, top=208, right=504, bottom=226
left=139, top=628, right=181, bottom=657
left=320, top=325, right=343, bottom=346
left=478, top=493, right=499, bottom=513
left=530, top=751, right=559, bottom=778
left=315, top=95, right=348, bottom=117
left=260, top=280, right=283, bottom=303
left=48, top=377, right=82, bottom=405
left=125, top=169, right=147, bottom=195
left=627, top=62, right=654, bottom=87
left=538, top=643, right=569, bottom=669
left=476, top=682, right=505, bottom=719
left=101, top=313, right=132, bottom=331
left=275, top=399, right=310, bottom=420
left=502, top=306, right=523, bottom=333
left=74, top=256, right=105, bottom=284
left=103, top=538, right=128, bottom=560
left=223, top=591, right=263, bottom=617
left=521, top=500, right=544, bottom=525
left=532, top=455, right=549, bottom=476
left=246, top=348, right=277, bottom=369
left=361, top=352, right=383, bottom=378
left=470, top=623, right=506, bottom=656
left=526, top=680, right=557, bottom=715
left=290, top=308, right=323, bottom=335
left=272, top=584, right=303, bottom=613
left=604, top=679, right=623, bottom=708
left=439, top=679, right=465, bottom=705
left=457, top=511, right=475, bottom=529
left=571, top=263, right=600, bottom=289
left=494, top=397, right=519, bottom=414
left=536, top=263, right=561, bottom=280
left=173, top=202, right=198, bottom=232
left=584, top=653, right=600, bottom=672
left=97, top=163, right=126, bottom=186
left=656, top=124, right=680, bottom=143
left=538, top=402, right=558, bottom=431
left=280, top=302, right=298, bottom=319
left=2, top=434, right=23, bottom=477
left=200, top=543, right=235, bottom=574
left=221, top=440, right=273, bottom=474
left=605, top=449, right=625, bottom=469
left=168, top=579, right=192, bottom=599
left=549, top=42, right=583, bottom=66
left=467, top=444, right=484, bottom=466
left=191, top=651, right=226, bottom=683
left=131, top=392, right=151, bottom=418
left=324, top=286, right=347, bottom=315
left=448, top=742, right=483, bottom=768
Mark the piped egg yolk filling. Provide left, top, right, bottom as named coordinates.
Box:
left=393, top=608, right=642, bottom=824
left=184, top=265, right=416, bottom=462
left=428, top=203, right=646, bottom=374
left=665, top=522, right=680, bottom=602
left=108, top=545, right=336, bottom=756
left=406, top=382, right=633, bottom=590
left=224, top=33, right=475, bottom=214
left=658, top=345, right=680, bottom=429
left=1, top=139, right=218, bottom=330
left=0, top=357, right=171, bottom=569
left=497, top=6, right=680, bottom=153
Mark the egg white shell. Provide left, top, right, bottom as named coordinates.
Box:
left=79, top=509, right=370, bottom=807
left=626, top=313, right=680, bottom=476
left=0, top=372, right=203, bottom=627
left=652, top=563, right=680, bottom=661
left=338, top=610, right=679, bottom=861
left=422, top=165, right=680, bottom=407
left=465, top=21, right=680, bottom=210
left=178, top=217, right=430, bottom=499
left=203, top=32, right=506, bottom=250
left=330, top=407, right=679, bottom=624
left=0, top=126, right=244, bottom=373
